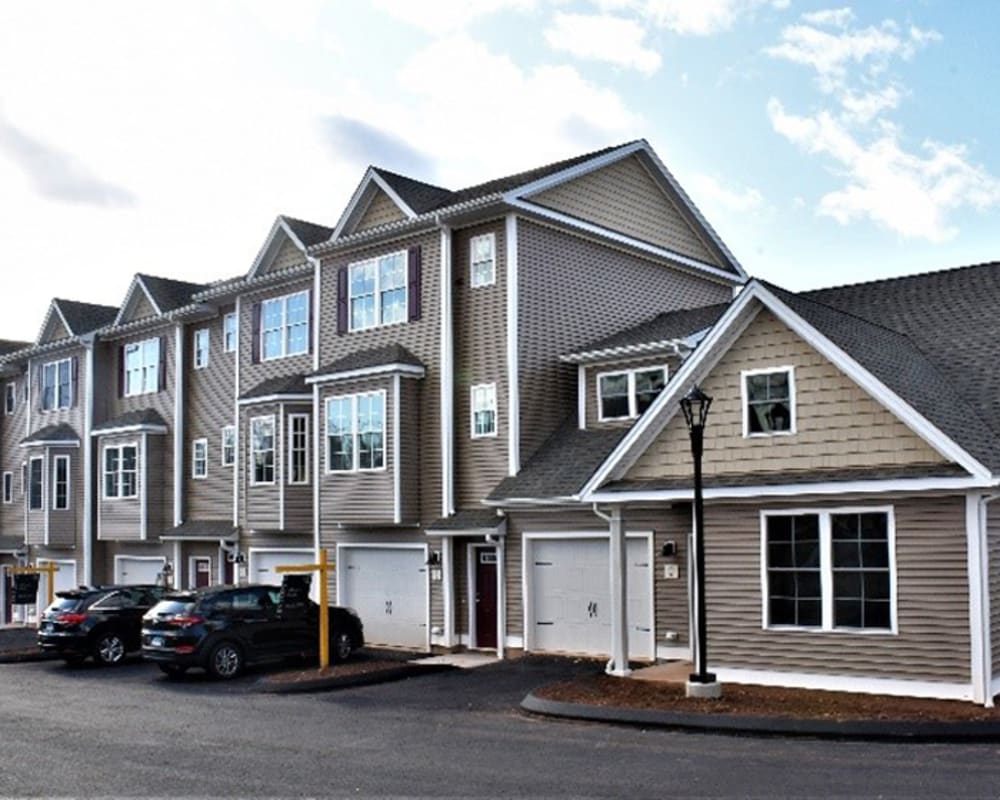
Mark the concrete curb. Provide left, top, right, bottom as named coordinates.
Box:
left=257, top=662, right=457, bottom=694
left=521, top=692, right=1000, bottom=742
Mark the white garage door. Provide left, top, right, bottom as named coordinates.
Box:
left=249, top=550, right=314, bottom=588
left=37, top=560, right=79, bottom=614
left=530, top=536, right=653, bottom=659
left=339, top=547, right=427, bottom=650
left=114, top=557, right=164, bottom=585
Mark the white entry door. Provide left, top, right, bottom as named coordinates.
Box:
left=339, top=546, right=427, bottom=650
left=529, top=536, right=653, bottom=659
left=248, top=549, right=314, bottom=588
left=114, top=556, right=165, bottom=585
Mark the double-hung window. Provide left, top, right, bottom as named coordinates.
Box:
left=261, top=291, right=308, bottom=360
left=192, top=439, right=208, bottom=479
left=470, top=233, right=496, bottom=287
left=744, top=367, right=795, bottom=436
left=221, top=426, right=236, bottom=466
left=124, top=339, right=160, bottom=396
left=470, top=383, right=497, bottom=438
left=52, top=456, right=69, bottom=510
left=223, top=313, right=237, bottom=353
left=326, top=392, right=385, bottom=472
left=763, top=508, right=894, bottom=632
left=597, top=366, right=667, bottom=421
left=349, top=252, right=406, bottom=331
left=2, top=472, right=12, bottom=504
left=250, top=417, right=275, bottom=484
left=28, top=458, right=43, bottom=510
left=194, top=329, right=209, bottom=369
left=103, top=445, right=138, bottom=499
left=42, top=358, right=72, bottom=410
left=288, top=414, right=309, bottom=485
left=4, top=382, right=15, bottom=414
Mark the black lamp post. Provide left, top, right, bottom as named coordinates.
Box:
left=680, top=385, right=715, bottom=687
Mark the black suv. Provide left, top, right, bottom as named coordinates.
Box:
left=38, top=585, right=167, bottom=666
left=140, top=584, right=364, bottom=679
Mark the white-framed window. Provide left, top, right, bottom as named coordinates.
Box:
left=762, top=508, right=895, bottom=632
left=221, top=425, right=236, bottom=467
left=2, top=472, right=12, bottom=504
left=470, top=383, right=497, bottom=438
left=597, top=366, right=667, bottom=421
left=325, top=391, right=385, bottom=472
left=4, top=382, right=15, bottom=415
left=223, top=312, right=237, bottom=353
left=103, top=444, right=138, bottom=499
left=250, top=416, right=275, bottom=484
left=470, top=233, right=496, bottom=288
left=743, top=366, right=795, bottom=437
left=28, top=457, right=43, bottom=510
left=42, top=358, right=72, bottom=410
left=288, top=414, right=309, bottom=485
left=20, top=461, right=26, bottom=497
left=124, top=338, right=160, bottom=397
left=194, top=329, right=209, bottom=369
left=192, top=438, right=208, bottom=479
left=52, top=455, right=70, bottom=510
left=261, top=291, right=308, bottom=361
left=349, top=251, right=407, bottom=331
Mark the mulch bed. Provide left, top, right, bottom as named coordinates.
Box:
left=536, top=674, right=1000, bottom=722
left=263, top=659, right=412, bottom=684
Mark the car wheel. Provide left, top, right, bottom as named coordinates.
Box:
left=207, top=641, right=243, bottom=680
left=333, top=631, right=353, bottom=662
left=158, top=663, right=187, bottom=678
left=93, top=633, right=127, bottom=666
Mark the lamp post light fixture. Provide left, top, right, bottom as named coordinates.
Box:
left=680, top=385, right=721, bottom=699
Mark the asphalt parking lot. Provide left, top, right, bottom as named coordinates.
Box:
left=5, top=654, right=1000, bottom=798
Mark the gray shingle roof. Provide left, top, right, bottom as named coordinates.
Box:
left=568, top=303, right=728, bottom=358
left=21, top=423, right=79, bottom=445
left=92, top=409, right=168, bottom=433
left=312, top=344, right=424, bottom=378
left=139, top=275, right=209, bottom=313
left=55, top=299, right=118, bottom=336
left=0, top=339, right=30, bottom=356
left=241, top=373, right=310, bottom=400
left=283, top=216, right=334, bottom=247
left=162, top=520, right=238, bottom=540
left=426, top=508, right=505, bottom=532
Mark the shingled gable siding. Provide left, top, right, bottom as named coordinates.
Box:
left=0, top=369, right=28, bottom=542
left=626, top=308, right=950, bottom=482
left=318, top=230, right=442, bottom=524
left=261, top=237, right=308, bottom=276
left=39, top=314, right=70, bottom=345
left=516, top=219, right=732, bottom=464
left=354, top=189, right=408, bottom=234
left=988, top=502, right=1000, bottom=679
left=185, top=307, right=236, bottom=521
left=583, top=353, right=682, bottom=430
left=528, top=155, right=720, bottom=266
left=127, top=290, right=157, bottom=323
left=101, top=329, right=176, bottom=535
left=705, top=493, right=970, bottom=683
left=97, top=433, right=165, bottom=541
left=453, top=220, right=509, bottom=507
left=502, top=507, right=691, bottom=650
left=238, top=277, right=314, bottom=395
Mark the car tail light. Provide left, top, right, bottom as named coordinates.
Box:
left=175, top=645, right=195, bottom=654
left=167, top=616, right=204, bottom=628
left=56, top=613, right=88, bottom=625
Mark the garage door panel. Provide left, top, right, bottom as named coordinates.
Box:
left=115, top=558, right=163, bottom=585
left=340, top=547, right=426, bottom=650
left=251, top=550, right=314, bottom=588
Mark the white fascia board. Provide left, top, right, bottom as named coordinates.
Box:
left=278, top=216, right=307, bottom=253
left=560, top=339, right=687, bottom=365
left=586, top=475, right=994, bottom=504
left=19, top=440, right=81, bottom=448
left=305, top=363, right=426, bottom=385
left=755, top=283, right=993, bottom=480
left=507, top=198, right=742, bottom=286
left=426, top=521, right=508, bottom=538
left=89, top=425, right=169, bottom=437
left=504, top=141, right=647, bottom=198
left=236, top=393, right=313, bottom=407
left=36, top=301, right=74, bottom=345
left=246, top=217, right=289, bottom=281
left=369, top=172, right=418, bottom=219
left=331, top=168, right=418, bottom=241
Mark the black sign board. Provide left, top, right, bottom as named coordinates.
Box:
left=279, top=573, right=311, bottom=607
left=12, top=573, right=39, bottom=605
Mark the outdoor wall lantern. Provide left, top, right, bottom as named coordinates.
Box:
left=660, top=540, right=677, bottom=558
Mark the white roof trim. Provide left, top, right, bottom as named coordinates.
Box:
left=237, top=393, right=313, bottom=407
left=581, top=281, right=992, bottom=496
left=90, top=424, right=169, bottom=437
left=112, top=275, right=163, bottom=327
left=306, top=362, right=426, bottom=385
left=246, top=216, right=310, bottom=281
left=332, top=167, right=418, bottom=241
left=19, top=439, right=80, bottom=449
left=36, top=300, right=74, bottom=345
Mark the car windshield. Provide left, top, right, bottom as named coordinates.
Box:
left=149, top=599, right=195, bottom=617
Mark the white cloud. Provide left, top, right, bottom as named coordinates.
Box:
left=544, top=12, right=661, bottom=75
left=839, top=86, right=901, bottom=124
left=767, top=98, right=1000, bottom=242
left=598, top=0, right=788, bottom=36
left=371, top=0, right=535, bottom=33
left=688, top=174, right=766, bottom=213
left=801, top=7, right=854, bottom=28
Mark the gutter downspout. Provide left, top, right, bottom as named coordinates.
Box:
left=594, top=503, right=629, bottom=677
left=173, top=324, right=184, bottom=528
left=82, top=336, right=95, bottom=585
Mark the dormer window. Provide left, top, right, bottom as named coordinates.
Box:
left=743, top=367, right=795, bottom=436
left=597, top=366, right=667, bottom=421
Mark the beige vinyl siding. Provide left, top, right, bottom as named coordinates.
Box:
left=354, top=189, right=407, bottom=233
left=584, top=354, right=680, bottom=430
left=454, top=221, right=508, bottom=507
left=707, top=493, right=970, bottom=683
left=318, top=230, right=442, bottom=525
left=127, top=291, right=158, bottom=323
left=266, top=237, right=307, bottom=275
left=528, top=155, right=720, bottom=266
left=516, top=219, right=732, bottom=464
left=989, top=502, right=1000, bottom=676
left=0, top=369, right=28, bottom=542
left=239, top=278, right=314, bottom=396
left=626, top=309, right=949, bottom=482
left=45, top=447, right=78, bottom=548
left=185, top=307, right=236, bottom=522
left=241, top=403, right=281, bottom=531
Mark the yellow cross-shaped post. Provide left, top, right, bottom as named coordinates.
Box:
left=9, top=562, right=60, bottom=608
left=275, top=548, right=334, bottom=669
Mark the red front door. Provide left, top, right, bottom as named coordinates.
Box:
left=474, top=548, right=497, bottom=649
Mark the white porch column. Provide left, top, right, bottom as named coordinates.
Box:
left=442, top=536, right=454, bottom=648
left=496, top=534, right=506, bottom=660
left=607, top=506, right=630, bottom=677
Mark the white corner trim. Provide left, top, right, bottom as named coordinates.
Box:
left=440, top=225, right=454, bottom=517
left=310, top=254, right=321, bottom=372
left=140, top=432, right=148, bottom=541
left=312, top=383, right=321, bottom=556
left=505, top=213, right=520, bottom=477
left=233, top=296, right=241, bottom=527
left=713, top=667, right=974, bottom=702
left=173, top=323, right=183, bottom=527
left=393, top=373, right=402, bottom=524
left=577, top=365, right=586, bottom=430
left=82, top=343, right=94, bottom=585
left=966, top=493, right=990, bottom=705
left=278, top=402, right=285, bottom=530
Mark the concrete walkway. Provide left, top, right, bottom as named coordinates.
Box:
left=629, top=659, right=692, bottom=683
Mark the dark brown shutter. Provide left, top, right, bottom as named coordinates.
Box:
left=70, top=356, right=79, bottom=408
left=307, top=290, right=314, bottom=354
left=118, top=345, right=125, bottom=397
left=251, top=302, right=261, bottom=363
left=408, top=246, right=422, bottom=322
left=336, top=267, right=348, bottom=335
left=158, top=336, right=167, bottom=391
left=34, top=364, right=42, bottom=409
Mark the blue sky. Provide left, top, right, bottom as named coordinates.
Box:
left=0, top=0, right=998, bottom=339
